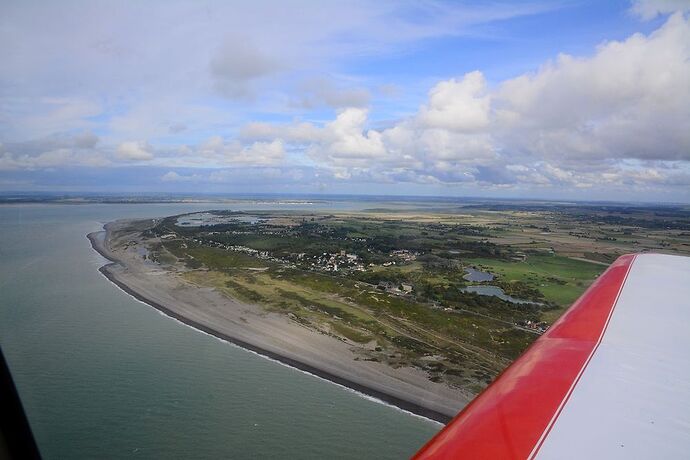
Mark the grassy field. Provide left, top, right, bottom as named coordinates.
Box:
left=174, top=248, right=527, bottom=393
left=464, top=254, right=604, bottom=306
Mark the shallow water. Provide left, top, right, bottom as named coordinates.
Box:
left=462, top=284, right=539, bottom=305
left=0, top=203, right=440, bottom=459
left=463, top=267, right=494, bottom=282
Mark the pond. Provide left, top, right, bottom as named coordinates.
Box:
left=463, top=267, right=494, bottom=282
left=462, top=285, right=541, bottom=305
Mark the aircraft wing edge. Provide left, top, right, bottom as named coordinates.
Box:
left=413, top=254, right=637, bottom=459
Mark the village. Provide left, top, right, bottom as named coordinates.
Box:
left=147, top=208, right=641, bottom=349
left=169, top=230, right=422, bottom=297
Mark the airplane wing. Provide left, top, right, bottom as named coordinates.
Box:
left=413, top=253, right=690, bottom=459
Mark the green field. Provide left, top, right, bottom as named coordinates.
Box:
left=464, top=254, right=604, bottom=306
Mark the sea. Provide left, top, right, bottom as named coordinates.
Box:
left=0, top=201, right=441, bottom=459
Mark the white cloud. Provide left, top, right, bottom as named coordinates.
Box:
left=307, top=108, right=387, bottom=165
left=240, top=121, right=321, bottom=144
left=243, top=13, right=690, bottom=190
left=240, top=139, right=286, bottom=164
left=2, top=2, right=689, bottom=198
left=194, top=137, right=286, bottom=166
left=0, top=98, right=102, bottom=141
left=0, top=133, right=107, bottom=170
left=630, top=0, right=690, bottom=19
left=116, top=141, right=154, bottom=161
left=0, top=148, right=109, bottom=170
left=0, top=1, right=558, bottom=144
left=3, top=132, right=99, bottom=155
left=417, top=71, right=491, bottom=132
left=496, top=12, right=690, bottom=162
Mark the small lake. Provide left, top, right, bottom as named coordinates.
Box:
left=463, top=267, right=494, bottom=282
left=462, top=285, right=541, bottom=305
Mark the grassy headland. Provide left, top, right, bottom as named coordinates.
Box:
left=133, top=203, right=688, bottom=395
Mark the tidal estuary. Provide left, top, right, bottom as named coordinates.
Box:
left=0, top=203, right=439, bottom=459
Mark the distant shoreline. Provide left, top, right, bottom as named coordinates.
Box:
left=87, top=228, right=454, bottom=424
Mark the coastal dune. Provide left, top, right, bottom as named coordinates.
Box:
left=88, top=219, right=470, bottom=423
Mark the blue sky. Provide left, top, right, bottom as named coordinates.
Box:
left=1, top=0, right=689, bottom=202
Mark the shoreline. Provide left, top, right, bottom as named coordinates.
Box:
left=87, top=228, right=455, bottom=424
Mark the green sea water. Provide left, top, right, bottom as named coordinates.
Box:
left=0, top=203, right=441, bottom=459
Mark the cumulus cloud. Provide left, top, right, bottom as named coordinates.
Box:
left=195, top=137, right=286, bottom=166
left=241, top=139, right=286, bottom=164
left=116, top=141, right=155, bottom=161
left=243, top=13, right=690, bottom=191
left=0, top=133, right=107, bottom=170
left=496, top=12, right=690, bottom=163
left=2, top=2, right=689, bottom=199
left=418, top=71, right=491, bottom=132
left=308, top=108, right=387, bottom=164
left=0, top=147, right=109, bottom=170
left=261, top=94, right=497, bottom=176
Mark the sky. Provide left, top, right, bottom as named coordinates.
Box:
left=1, top=0, right=689, bottom=202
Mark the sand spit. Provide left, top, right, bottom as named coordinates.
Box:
left=87, top=219, right=470, bottom=423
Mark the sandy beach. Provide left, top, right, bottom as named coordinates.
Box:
left=88, top=219, right=471, bottom=423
